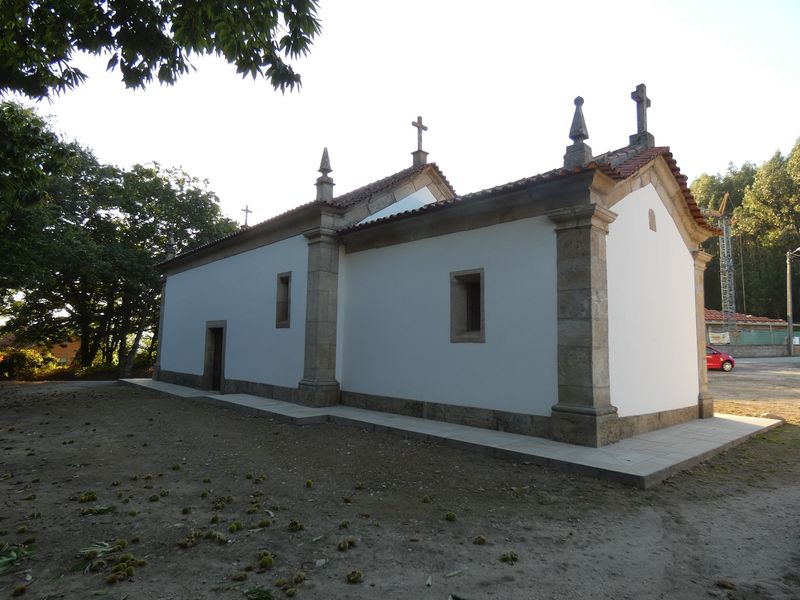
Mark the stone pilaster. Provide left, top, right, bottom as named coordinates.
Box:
left=546, top=204, right=619, bottom=447
left=693, top=250, right=714, bottom=417
left=298, top=227, right=341, bottom=406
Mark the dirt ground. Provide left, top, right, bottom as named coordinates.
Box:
left=1, top=366, right=799, bottom=600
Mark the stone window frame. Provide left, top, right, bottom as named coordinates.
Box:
left=275, top=271, right=292, bottom=328
left=450, top=268, right=485, bottom=343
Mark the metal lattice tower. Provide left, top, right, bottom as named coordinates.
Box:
left=719, top=215, right=737, bottom=332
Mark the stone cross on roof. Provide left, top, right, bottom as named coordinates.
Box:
left=629, top=83, right=655, bottom=147
left=241, top=205, right=252, bottom=227
left=411, top=116, right=429, bottom=166
left=411, top=116, right=427, bottom=151
left=631, top=84, right=650, bottom=133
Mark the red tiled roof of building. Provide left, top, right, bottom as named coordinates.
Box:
left=342, top=144, right=716, bottom=235
left=160, top=162, right=455, bottom=266
left=704, top=308, right=785, bottom=324
left=593, top=145, right=716, bottom=234
left=339, top=163, right=601, bottom=233
left=327, top=162, right=455, bottom=208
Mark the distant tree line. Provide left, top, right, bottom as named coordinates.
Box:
left=0, top=101, right=238, bottom=376
left=691, top=139, right=800, bottom=319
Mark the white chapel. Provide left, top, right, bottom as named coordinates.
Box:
left=154, top=84, right=717, bottom=447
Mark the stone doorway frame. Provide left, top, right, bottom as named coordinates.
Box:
left=203, top=320, right=227, bottom=391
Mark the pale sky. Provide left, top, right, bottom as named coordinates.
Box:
left=12, top=0, right=800, bottom=226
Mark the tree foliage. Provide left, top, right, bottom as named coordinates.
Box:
left=691, top=139, right=800, bottom=319
left=0, top=102, right=70, bottom=206
left=0, top=0, right=321, bottom=99
left=0, top=101, right=238, bottom=375
left=690, top=162, right=757, bottom=316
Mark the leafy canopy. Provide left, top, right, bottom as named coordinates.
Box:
left=0, top=0, right=321, bottom=99
left=691, top=139, right=800, bottom=318
left=1, top=101, right=239, bottom=372
left=0, top=101, right=70, bottom=208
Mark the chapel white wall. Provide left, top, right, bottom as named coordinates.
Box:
left=160, top=235, right=308, bottom=388
left=606, top=184, right=699, bottom=417
left=340, top=217, right=558, bottom=415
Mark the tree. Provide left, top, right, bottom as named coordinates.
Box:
left=690, top=162, right=756, bottom=314
left=0, top=101, right=75, bottom=291
left=1, top=102, right=239, bottom=375
left=691, top=140, right=800, bottom=319
left=734, top=141, right=800, bottom=318
left=0, top=0, right=321, bottom=99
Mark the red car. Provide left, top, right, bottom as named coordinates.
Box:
left=706, top=346, right=735, bottom=372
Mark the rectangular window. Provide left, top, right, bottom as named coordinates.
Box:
left=450, top=269, right=485, bottom=343
left=276, top=272, right=291, bottom=328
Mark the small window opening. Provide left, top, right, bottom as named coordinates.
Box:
left=648, top=208, right=657, bottom=232
left=464, top=279, right=482, bottom=332
left=450, top=269, right=485, bottom=343
left=276, top=272, right=291, bottom=327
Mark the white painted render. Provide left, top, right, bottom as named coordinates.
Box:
left=358, top=187, right=437, bottom=225
left=606, top=184, right=700, bottom=417
left=340, top=217, right=558, bottom=415
left=160, top=235, right=308, bottom=388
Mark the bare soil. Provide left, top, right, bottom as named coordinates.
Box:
left=1, top=372, right=799, bottom=600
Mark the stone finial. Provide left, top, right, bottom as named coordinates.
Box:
left=411, top=115, right=429, bottom=166
left=569, top=96, right=589, bottom=142
left=629, top=83, right=655, bottom=147
left=315, top=147, right=334, bottom=202
left=165, top=232, right=177, bottom=261
left=563, top=96, right=593, bottom=169
left=319, top=147, right=331, bottom=174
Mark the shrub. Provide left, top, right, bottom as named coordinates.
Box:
left=0, top=348, right=56, bottom=380
left=73, top=363, right=118, bottom=380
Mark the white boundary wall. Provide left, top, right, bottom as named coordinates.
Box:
left=160, top=235, right=308, bottom=388
left=339, top=217, right=558, bottom=415
left=607, top=184, right=699, bottom=417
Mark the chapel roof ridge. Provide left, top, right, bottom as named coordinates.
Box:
left=340, top=142, right=717, bottom=235
left=158, top=161, right=455, bottom=267
left=326, top=161, right=455, bottom=208
left=339, top=161, right=604, bottom=234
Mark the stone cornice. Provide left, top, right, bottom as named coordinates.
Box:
left=692, top=249, right=713, bottom=269
left=303, top=226, right=339, bottom=244
left=546, top=204, right=618, bottom=233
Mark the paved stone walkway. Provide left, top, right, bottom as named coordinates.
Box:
left=120, top=378, right=782, bottom=489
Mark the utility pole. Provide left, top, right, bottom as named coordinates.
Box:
left=787, top=248, right=800, bottom=356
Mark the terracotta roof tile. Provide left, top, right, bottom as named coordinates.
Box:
left=340, top=164, right=600, bottom=234
left=159, top=199, right=323, bottom=266
left=161, top=162, right=455, bottom=266
left=328, top=162, right=455, bottom=208
left=592, top=145, right=716, bottom=233
left=342, top=144, right=715, bottom=235
left=704, top=308, right=785, bottom=324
